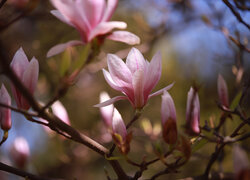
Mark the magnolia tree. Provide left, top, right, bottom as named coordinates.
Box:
left=0, top=0, right=249, bottom=180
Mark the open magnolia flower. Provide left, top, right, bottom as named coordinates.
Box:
left=10, top=48, right=39, bottom=110
left=95, top=48, right=174, bottom=109
left=47, top=0, right=140, bottom=57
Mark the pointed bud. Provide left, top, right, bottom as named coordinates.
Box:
left=186, top=87, right=200, bottom=136
left=10, top=48, right=39, bottom=110
left=111, top=108, right=131, bottom=155
left=217, top=74, right=229, bottom=108
left=0, top=84, right=12, bottom=131
left=10, top=137, right=30, bottom=168
left=233, top=145, right=250, bottom=180
left=99, top=92, right=114, bottom=128
left=51, top=101, right=70, bottom=126
left=161, top=91, right=177, bottom=144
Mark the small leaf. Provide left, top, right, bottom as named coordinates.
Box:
left=60, top=50, right=71, bottom=76
left=104, top=155, right=123, bottom=160
left=230, top=91, right=242, bottom=110
left=72, top=44, right=90, bottom=71
left=192, top=138, right=208, bottom=153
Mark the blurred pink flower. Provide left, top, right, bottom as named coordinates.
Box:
left=185, top=87, right=200, bottom=136
left=217, top=74, right=229, bottom=108
left=94, top=48, right=173, bottom=109
left=99, top=91, right=114, bottom=128
left=161, top=91, right=177, bottom=144
left=47, top=0, right=140, bottom=57
left=10, top=137, right=30, bottom=169
left=10, top=47, right=39, bottom=110
left=43, top=101, right=71, bottom=135
left=0, top=84, right=12, bottom=131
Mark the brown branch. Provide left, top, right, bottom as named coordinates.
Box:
left=222, top=0, right=250, bottom=30
left=0, top=42, right=129, bottom=180
left=0, top=161, right=58, bottom=180
left=0, top=0, right=7, bottom=9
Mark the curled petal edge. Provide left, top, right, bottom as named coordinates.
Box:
left=94, top=96, right=127, bottom=108
left=149, top=82, right=175, bottom=98
left=47, top=40, right=84, bottom=58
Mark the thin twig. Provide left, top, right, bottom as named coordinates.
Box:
left=222, top=0, right=250, bottom=30
left=0, top=161, right=58, bottom=180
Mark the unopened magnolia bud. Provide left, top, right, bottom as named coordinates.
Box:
left=161, top=91, right=177, bottom=144
left=217, top=74, right=229, bottom=108
left=185, top=87, right=200, bottom=136
left=10, top=137, right=30, bottom=168
left=0, top=84, right=12, bottom=131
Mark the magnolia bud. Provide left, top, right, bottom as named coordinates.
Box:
left=0, top=84, right=12, bottom=131
left=186, top=87, right=200, bottom=136
left=161, top=91, right=177, bottom=144
left=217, top=74, right=229, bottom=108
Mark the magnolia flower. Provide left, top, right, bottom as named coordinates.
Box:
left=10, top=47, right=39, bottom=110
left=0, top=84, right=12, bottom=131
left=10, top=137, right=30, bottom=168
left=217, top=74, right=229, bottom=108
left=47, top=0, right=140, bottom=57
left=161, top=91, right=177, bottom=144
left=95, top=48, right=173, bottom=109
left=112, top=108, right=131, bottom=155
left=99, top=91, right=114, bottom=128
left=185, top=87, right=200, bottom=136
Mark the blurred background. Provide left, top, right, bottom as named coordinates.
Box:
left=0, top=0, right=249, bottom=179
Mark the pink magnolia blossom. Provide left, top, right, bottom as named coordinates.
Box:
left=217, top=74, right=229, bottom=108
left=10, top=137, right=30, bottom=168
left=161, top=91, right=177, bottom=144
left=10, top=48, right=39, bottom=110
left=47, top=0, right=140, bottom=57
left=185, top=87, right=200, bottom=136
left=94, top=48, right=174, bottom=109
left=99, top=91, right=114, bottom=128
left=0, top=84, right=12, bottom=131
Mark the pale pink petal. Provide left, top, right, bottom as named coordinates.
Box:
left=20, top=57, right=39, bottom=110
left=143, top=51, right=162, bottom=100
left=51, top=10, right=74, bottom=27
left=112, top=108, right=126, bottom=139
left=161, top=91, right=176, bottom=125
left=47, top=40, right=84, bottom=58
left=149, top=83, right=174, bottom=98
left=101, top=0, right=118, bottom=22
left=51, top=101, right=70, bottom=125
left=107, top=31, right=140, bottom=45
left=99, top=92, right=114, bottom=127
left=10, top=47, right=29, bottom=78
left=103, top=69, right=121, bottom=91
left=0, top=84, right=12, bottom=130
left=132, top=70, right=144, bottom=108
left=217, top=74, right=229, bottom=107
left=94, top=96, right=127, bottom=108
left=78, top=0, right=106, bottom=28
left=126, top=48, right=146, bottom=74
left=88, top=21, right=127, bottom=41
left=107, top=54, right=132, bottom=88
